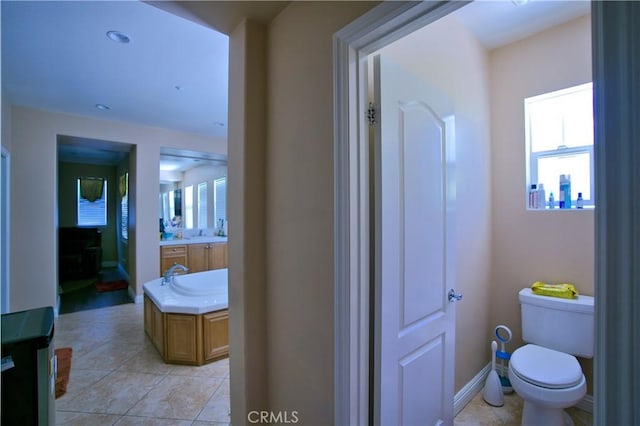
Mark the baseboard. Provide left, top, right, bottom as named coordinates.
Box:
left=102, top=260, right=118, bottom=268
left=129, top=285, right=143, bottom=304
left=576, top=394, right=593, bottom=413
left=454, top=362, right=491, bottom=415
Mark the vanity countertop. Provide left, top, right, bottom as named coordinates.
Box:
left=160, top=236, right=228, bottom=246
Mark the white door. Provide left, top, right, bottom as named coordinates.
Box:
left=372, top=54, right=458, bottom=426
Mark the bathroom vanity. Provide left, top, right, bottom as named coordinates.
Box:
left=159, top=236, right=227, bottom=276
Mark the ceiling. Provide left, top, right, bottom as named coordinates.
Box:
left=454, top=0, right=590, bottom=50
left=2, top=0, right=589, bottom=169
left=2, top=0, right=229, bottom=140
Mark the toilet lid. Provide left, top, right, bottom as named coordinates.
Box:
left=510, top=344, right=583, bottom=389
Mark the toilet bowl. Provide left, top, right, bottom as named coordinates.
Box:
left=511, top=288, right=594, bottom=426
left=509, top=344, right=586, bottom=425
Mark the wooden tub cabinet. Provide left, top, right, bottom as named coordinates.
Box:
left=144, top=295, right=229, bottom=365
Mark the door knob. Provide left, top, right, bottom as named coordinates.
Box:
left=448, top=289, right=463, bottom=302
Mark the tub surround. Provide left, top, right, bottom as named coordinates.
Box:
left=143, top=269, right=229, bottom=365
left=144, top=269, right=228, bottom=314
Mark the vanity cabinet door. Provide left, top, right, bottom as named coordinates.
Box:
left=160, top=245, right=188, bottom=276
left=187, top=244, right=208, bottom=273
left=209, top=243, right=228, bottom=270
left=203, top=309, right=229, bottom=361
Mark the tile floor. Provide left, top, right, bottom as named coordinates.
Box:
left=454, top=390, right=593, bottom=426
left=55, top=303, right=230, bottom=425
left=55, top=302, right=593, bottom=425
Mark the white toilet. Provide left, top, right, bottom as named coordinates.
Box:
left=509, top=288, right=594, bottom=426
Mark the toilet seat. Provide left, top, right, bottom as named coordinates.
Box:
left=510, top=344, right=583, bottom=389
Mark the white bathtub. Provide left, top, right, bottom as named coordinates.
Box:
left=143, top=269, right=228, bottom=314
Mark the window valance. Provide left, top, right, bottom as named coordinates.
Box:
left=79, top=177, right=105, bottom=202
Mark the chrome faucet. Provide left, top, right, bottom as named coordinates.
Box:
left=163, top=263, right=188, bottom=285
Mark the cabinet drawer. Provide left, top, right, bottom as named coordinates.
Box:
left=161, top=245, right=187, bottom=257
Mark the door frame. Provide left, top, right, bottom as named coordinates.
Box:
left=332, top=2, right=468, bottom=424
left=1, top=146, right=10, bottom=314
left=334, top=1, right=639, bottom=424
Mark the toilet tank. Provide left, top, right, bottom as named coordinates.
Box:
left=519, top=288, right=594, bottom=358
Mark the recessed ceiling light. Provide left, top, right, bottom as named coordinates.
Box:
left=106, top=30, right=130, bottom=44
left=95, top=104, right=111, bottom=111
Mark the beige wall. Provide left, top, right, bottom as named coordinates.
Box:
left=227, top=18, right=268, bottom=425
left=265, top=2, right=376, bottom=423
left=57, top=162, right=119, bottom=264
left=8, top=106, right=224, bottom=312
left=489, top=15, right=594, bottom=391
left=379, top=12, right=494, bottom=392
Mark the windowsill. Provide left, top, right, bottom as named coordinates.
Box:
left=527, top=205, right=595, bottom=211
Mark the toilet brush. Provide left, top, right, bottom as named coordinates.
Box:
left=495, top=325, right=513, bottom=394
left=483, top=340, right=504, bottom=407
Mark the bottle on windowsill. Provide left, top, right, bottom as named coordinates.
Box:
left=537, top=183, right=546, bottom=210
left=529, top=184, right=537, bottom=209
left=548, top=192, right=555, bottom=209
left=576, top=192, right=584, bottom=209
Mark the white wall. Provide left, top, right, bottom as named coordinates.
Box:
left=489, top=15, right=593, bottom=391
left=379, top=12, right=493, bottom=392
left=8, top=106, right=224, bottom=312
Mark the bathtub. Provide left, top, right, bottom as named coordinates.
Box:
left=143, top=268, right=228, bottom=314
left=143, top=268, right=229, bottom=365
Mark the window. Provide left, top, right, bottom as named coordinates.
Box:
left=77, top=178, right=107, bottom=226
left=214, top=177, right=226, bottom=229
left=525, top=82, right=594, bottom=208
left=197, top=182, right=208, bottom=229
left=120, top=173, right=128, bottom=240
left=184, top=185, right=193, bottom=229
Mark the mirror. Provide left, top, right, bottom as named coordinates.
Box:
left=159, top=187, right=182, bottom=228
left=159, top=148, right=227, bottom=236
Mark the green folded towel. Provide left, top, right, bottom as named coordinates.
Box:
left=531, top=281, right=578, bottom=299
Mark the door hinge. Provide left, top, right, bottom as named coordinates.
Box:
left=367, top=102, right=377, bottom=125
